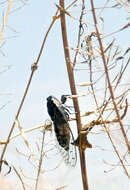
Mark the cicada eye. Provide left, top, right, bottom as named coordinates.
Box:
left=47, top=96, right=52, bottom=101
left=61, top=95, right=67, bottom=104
left=61, top=94, right=70, bottom=104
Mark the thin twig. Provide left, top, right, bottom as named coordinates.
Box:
left=15, top=119, right=33, bottom=155
left=90, top=0, right=130, bottom=152
left=83, top=99, right=128, bottom=130
left=0, top=9, right=59, bottom=172
left=81, top=101, right=130, bottom=118
left=0, top=70, right=34, bottom=172
left=0, top=122, right=52, bottom=145
left=0, top=0, right=13, bottom=44
left=73, top=0, right=85, bottom=67
left=103, top=125, right=130, bottom=179
left=13, top=166, right=26, bottom=190
left=90, top=0, right=130, bottom=179
left=35, top=129, right=46, bottom=190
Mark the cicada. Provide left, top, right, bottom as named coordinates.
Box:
left=47, top=95, right=77, bottom=166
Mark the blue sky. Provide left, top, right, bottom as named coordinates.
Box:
left=0, top=0, right=130, bottom=189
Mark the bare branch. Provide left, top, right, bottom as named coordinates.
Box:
left=59, top=0, right=89, bottom=189
left=0, top=8, right=59, bottom=172
left=90, top=0, right=130, bottom=152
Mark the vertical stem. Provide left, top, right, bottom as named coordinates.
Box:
left=59, top=1, right=89, bottom=189
left=35, top=129, right=46, bottom=190
left=80, top=150, right=89, bottom=190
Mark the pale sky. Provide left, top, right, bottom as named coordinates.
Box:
left=0, top=0, right=130, bottom=190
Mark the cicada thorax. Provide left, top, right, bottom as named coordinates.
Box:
left=47, top=95, right=77, bottom=166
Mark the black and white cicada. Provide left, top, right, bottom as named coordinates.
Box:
left=47, top=95, right=77, bottom=166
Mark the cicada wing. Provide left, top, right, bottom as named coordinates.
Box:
left=67, top=127, right=77, bottom=167
left=54, top=122, right=77, bottom=167
left=54, top=122, right=70, bottom=151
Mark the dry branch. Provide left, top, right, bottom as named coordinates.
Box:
left=90, top=0, right=130, bottom=152
left=0, top=121, right=52, bottom=145
left=0, top=9, right=59, bottom=172
left=82, top=99, right=128, bottom=130
left=59, top=1, right=89, bottom=189
left=13, top=166, right=26, bottom=190
left=89, top=0, right=130, bottom=179
left=35, top=128, right=46, bottom=190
